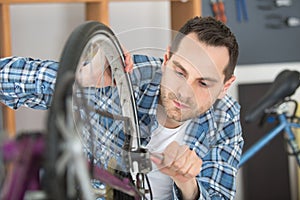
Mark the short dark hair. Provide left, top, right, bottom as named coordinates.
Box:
left=170, top=16, right=239, bottom=82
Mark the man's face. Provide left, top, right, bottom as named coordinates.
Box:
left=159, top=33, right=234, bottom=127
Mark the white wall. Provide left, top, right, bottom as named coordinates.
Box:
left=10, top=3, right=86, bottom=132
left=8, top=2, right=300, bottom=200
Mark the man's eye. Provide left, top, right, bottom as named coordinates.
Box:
left=175, top=71, right=185, bottom=77
left=199, top=81, right=208, bottom=87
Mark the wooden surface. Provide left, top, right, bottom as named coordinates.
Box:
left=86, top=1, right=109, bottom=24
left=0, top=0, right=106, bottom=3
left=171, top=0, right=201, bottom=31
left=0, top=4, right=15, bottom=136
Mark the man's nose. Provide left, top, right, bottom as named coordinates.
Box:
left=176, top=78, right=194, bottom=100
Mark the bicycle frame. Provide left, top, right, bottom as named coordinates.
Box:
left=0, top=133, right=45, bottom=200
left=239, top=112, right=300, bottom=167
left=238, top=70, right=300, bottom=168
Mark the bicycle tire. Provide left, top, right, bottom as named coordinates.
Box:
left=44, top=21, right=150, bottom=200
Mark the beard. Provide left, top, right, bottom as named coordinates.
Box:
left=159, top=85, right=201, bottom=123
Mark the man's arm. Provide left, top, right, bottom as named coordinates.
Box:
left=192, top=136, right=243, bottom=200
left=0, top=56, right=58, bottom=109
left=188, top=98, right=243, bottom=200
left=151, top=97, right=243, bottom=200
left=0, top=53, right=133, bottom=110
left=169, top=126, right=243, bottom=200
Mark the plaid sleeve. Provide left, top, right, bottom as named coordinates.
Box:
left=198, top=122, right=243, bottom=199
left=0, top=56, right=58, bottom=109
left=173, top=95, right=244, bottom=200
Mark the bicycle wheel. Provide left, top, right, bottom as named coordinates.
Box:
left=44, top=21, right=152, bottom=200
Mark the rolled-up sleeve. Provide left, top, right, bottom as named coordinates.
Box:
left=172, top=95, right=244, bottom=200
left=0, top=56, right=58, bottom=110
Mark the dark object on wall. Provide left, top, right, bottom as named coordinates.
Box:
left=202, top=0, right=300, bottom=65
left=265, top=14, right=300, bottom=29
left=238, top=83, right=291, bottom=200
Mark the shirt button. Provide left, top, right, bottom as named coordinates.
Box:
left=14, top=84, right=22, bottom=92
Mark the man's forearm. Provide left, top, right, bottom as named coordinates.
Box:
left=0, top=56, right=58, bottom=109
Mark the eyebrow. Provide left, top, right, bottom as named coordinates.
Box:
left=172, top=60, right=219, bottom=83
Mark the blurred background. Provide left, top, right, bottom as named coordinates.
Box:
left=1, top=1, right=300, bottom=199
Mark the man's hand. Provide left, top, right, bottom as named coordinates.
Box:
left=124, top=49, right=133, bottom=73
left=151, top=141, right=202, bottom=200
left=78, top=47, right=133, bottom=88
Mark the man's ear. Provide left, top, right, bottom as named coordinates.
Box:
left=162, top=46, right=171, bottom=67
left=218, top=75, right=236, bottom=99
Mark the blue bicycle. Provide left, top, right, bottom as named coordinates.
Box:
left=238, top=69, right=300, bottom=167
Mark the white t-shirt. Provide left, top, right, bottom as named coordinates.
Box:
left=145, top=120, right=191, bottom=200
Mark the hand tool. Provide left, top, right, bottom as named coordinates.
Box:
left=236, top=0, right=248, bottom=22
left=211, top=0, right=227, bottom=23
left=257, top=0, right=292, bottom=10
left=265, top=14, right=300, bottom=28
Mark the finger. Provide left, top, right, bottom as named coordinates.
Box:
left=122, top=47, right=133, bottom=73
left=162, top=143, right=189, bottom=174
left=170, top=147, right=201, bottom=178
left=163, top=142, right=180, bottom=167
left=180, top=163, right=195, bottom=179
left=124, top=54, right=133, bottom=73
left=170, top=151, right=187, bottom=172
left=181, top=151, right=202, bottom=178
left=150, top=152, right=164, bottom=165
left=173, top=155, right=191, bottom=175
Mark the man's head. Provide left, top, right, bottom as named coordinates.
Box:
left=159, top=16, right=239, bottom=128
left=170, top=16, right=239, bottom=82
left=170, top=17, right=239, bottom=82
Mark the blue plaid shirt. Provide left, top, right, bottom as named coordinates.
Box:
left=0, top=55, right=243, bottom=200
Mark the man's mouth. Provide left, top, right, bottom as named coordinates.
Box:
left=173, top=99, right=190, bottom=109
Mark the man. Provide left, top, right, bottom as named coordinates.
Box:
left=0, top=16, right=243, bottom=199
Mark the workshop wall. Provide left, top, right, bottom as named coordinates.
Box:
left=202, top=0, right=300, bottom=65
